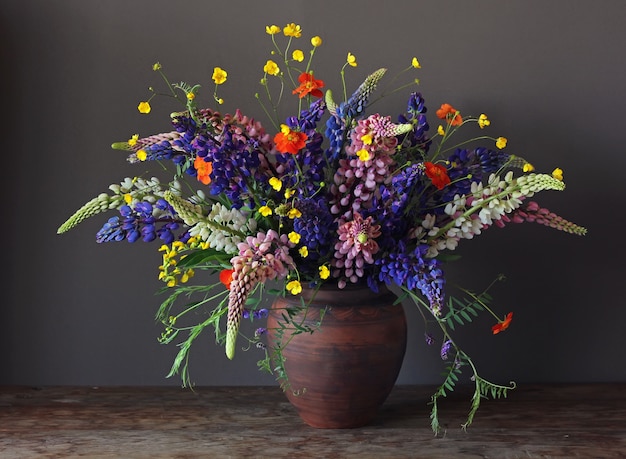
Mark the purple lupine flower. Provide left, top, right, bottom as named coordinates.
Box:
left=440, top=340, right=452, bottom=360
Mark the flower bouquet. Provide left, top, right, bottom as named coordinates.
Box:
left=58, top=22, right=586, bottom=433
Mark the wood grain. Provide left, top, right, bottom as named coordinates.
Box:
left=1, top=384, right=624, bottom=458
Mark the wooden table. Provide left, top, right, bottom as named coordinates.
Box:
left=1, top=384, right=624, bottom=458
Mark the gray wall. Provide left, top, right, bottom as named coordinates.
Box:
left=2, top=0, right=624, bottom=387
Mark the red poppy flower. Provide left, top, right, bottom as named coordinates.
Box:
left=274, top=124, right=308, bottom=155
left=492, top=312, right=513, bottom=335
left=219, top=269, right=234, bottom=290
left=424, top=161, right=451, bottom=190
left=436, top=103, right=463, bottom=126
left=292, top=72, right=325, bottom=99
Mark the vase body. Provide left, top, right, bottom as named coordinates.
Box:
left=266, top=283, right=407, bottom=428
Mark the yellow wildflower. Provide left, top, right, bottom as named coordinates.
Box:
left=283, top=23, right=302, bottom=38
left=137, top=101, right=151, bottom=114
left=264, top=60, right=280, bottom=76
left=269, top=177, right=282, bottom=191
left=478, top=114, right=491, bottom=129
left=319, top=265, right=330, bottom=280
left=523, top=163, right=535, bottom=173
left=347, top=52, right=358, bottom=67
left=128, top=134, right=139, bottom=147
left=284, top=189, right=295, bottom=199
left=123, top=193, right=133, bottom=204
left=212, top=67, right=227, bottom=85
left=361, top=132, right=373, bottom=145
left=258, top=205, right=272, bottom=217
left=411, top=57, right=421, bottom=69
left=292, top=50, right=304, bottom=62
left=299, top=246, right=309, bottom=258
left=495, top=137, right=508, bottom=149
left=186, top=92, right=195, bottom=101
left=311, top=36, right=322, bottom=47
left=152, top=62, right=162, bottom=71
left=552, top=167, right=564, bottom=181
left=287, top=208, right=302, bottom=219
left=265, top=25, right=281, bottom=35
left=357, top=149, right=372, bottom=161
left=437, top=125, right=445, bottom=136
left=136, top=149, right=147, bottom=161
left=288, top=231, right=301, bottom=244
left=286, top=280, right=302, bottom=295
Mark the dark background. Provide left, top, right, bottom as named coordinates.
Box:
left=1, top=0, right=624, bottom=387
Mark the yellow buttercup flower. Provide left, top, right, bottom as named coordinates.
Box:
left=265, top=25, right=281, bottom=35
left=212, top=67, right=227, bottom=85
left=258, top=205, right=272, bottom=217
left=292, top=50, right=304, bottom=62
left=495, top=137, right=508, bottom=149
left=288, top=231, right=301, bottom=244
left=411, top=57, right=421, bottom=69
left=284, top=188, right=295, bottom=199
left=319, top=265, right=330, bottom=280
left=269, top=177, right=282, bottom=191
left=299, top=246, right=309, bottom=258
left=137, top=101, right=151, bottom=114
left=437, top=125, right=445, bottom=136
left=286, top=280, right=302, bottom=295
left=186, top=92, right=195, bottom=101
left=311, top=36, right=322, bottom=47
left=478, top=114, right=491, bottom=129
left=523, top=162, right=535, bottom=173
left=361, top=132, right=373, bottom=145
left=552, top=167, right=564, bottom=181
left=347, top=52, right=358, bottom=67
left=264, top=60, right=280, bottom=76
left=136, top=149, right=147, bottom=161
left=357, top=149, right=372, bottom=161
left=287, top=208, right=302, bottom=219
left=283, top=23, right=302, bottom=38
left=128, top=134, right=139, bottom=147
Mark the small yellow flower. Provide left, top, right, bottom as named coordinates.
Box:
left=411, top=57, right=421, bottom=69
left=288, top=231, right=301, bottom=244
left=216, top=97, right=224, bottom=105
left=437, top=125, right=445, bottom=136
left=265, top=25, right=281, bottom=35
left=284, top=189, right=295, bottom=199
left=212, top=67, right=228, bottom=85
left=283, top=23, right=302, bottom=38
left=360, top=132, right=373, bottom=145
left=319, top=265, right=330, bottom=280
left=136, top=149, right=147, bottom=161
left=137, top=101, right=151, bottom=114
left=478, top=114, right=491, bottom=129
left=287, top=208, right=302, bottom=219
left=263, top=60, right=280, bottom=76
left=552, top=167, right=564, bottom=181
left=347, top=52, right=358, bottom=67
left=123, top=193, right=133, bottom=204
left=299, top=246, right=309, bottom=258
left=286, top=280, right=303, bottom=295
left=292, top=50, right=304, bottom=62
left=495, top=137, right=508, bottom=149
left=523, top=162, right=535, bottom=173
left=311, top=36, right=322, bottom=47
left=186, top=92, right=195, bottom=101
left=128, top=134, right=139, bottom=147
left=357, top=149, right=372, bottom=161
left=258, top=205, right=273, bottom=217
left=269, top=177, right=282, bottom=191
left=152, top=62, right=162, bottom=71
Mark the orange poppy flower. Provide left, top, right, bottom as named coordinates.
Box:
left=194, top=156, right=213, bottom=185
left=492, top=312, right=513, bottom=335
left=436, top=103, right=463, bottom=126
left=292, top=72, right=325, bottom=99
left=274, top=124, right=308, bottom=155
left=219, top=269, right=234, bottom=290
left=424, top=161, right=451, bottom=190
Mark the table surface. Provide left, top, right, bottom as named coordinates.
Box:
left=1, top=383, right=625, bottom=458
